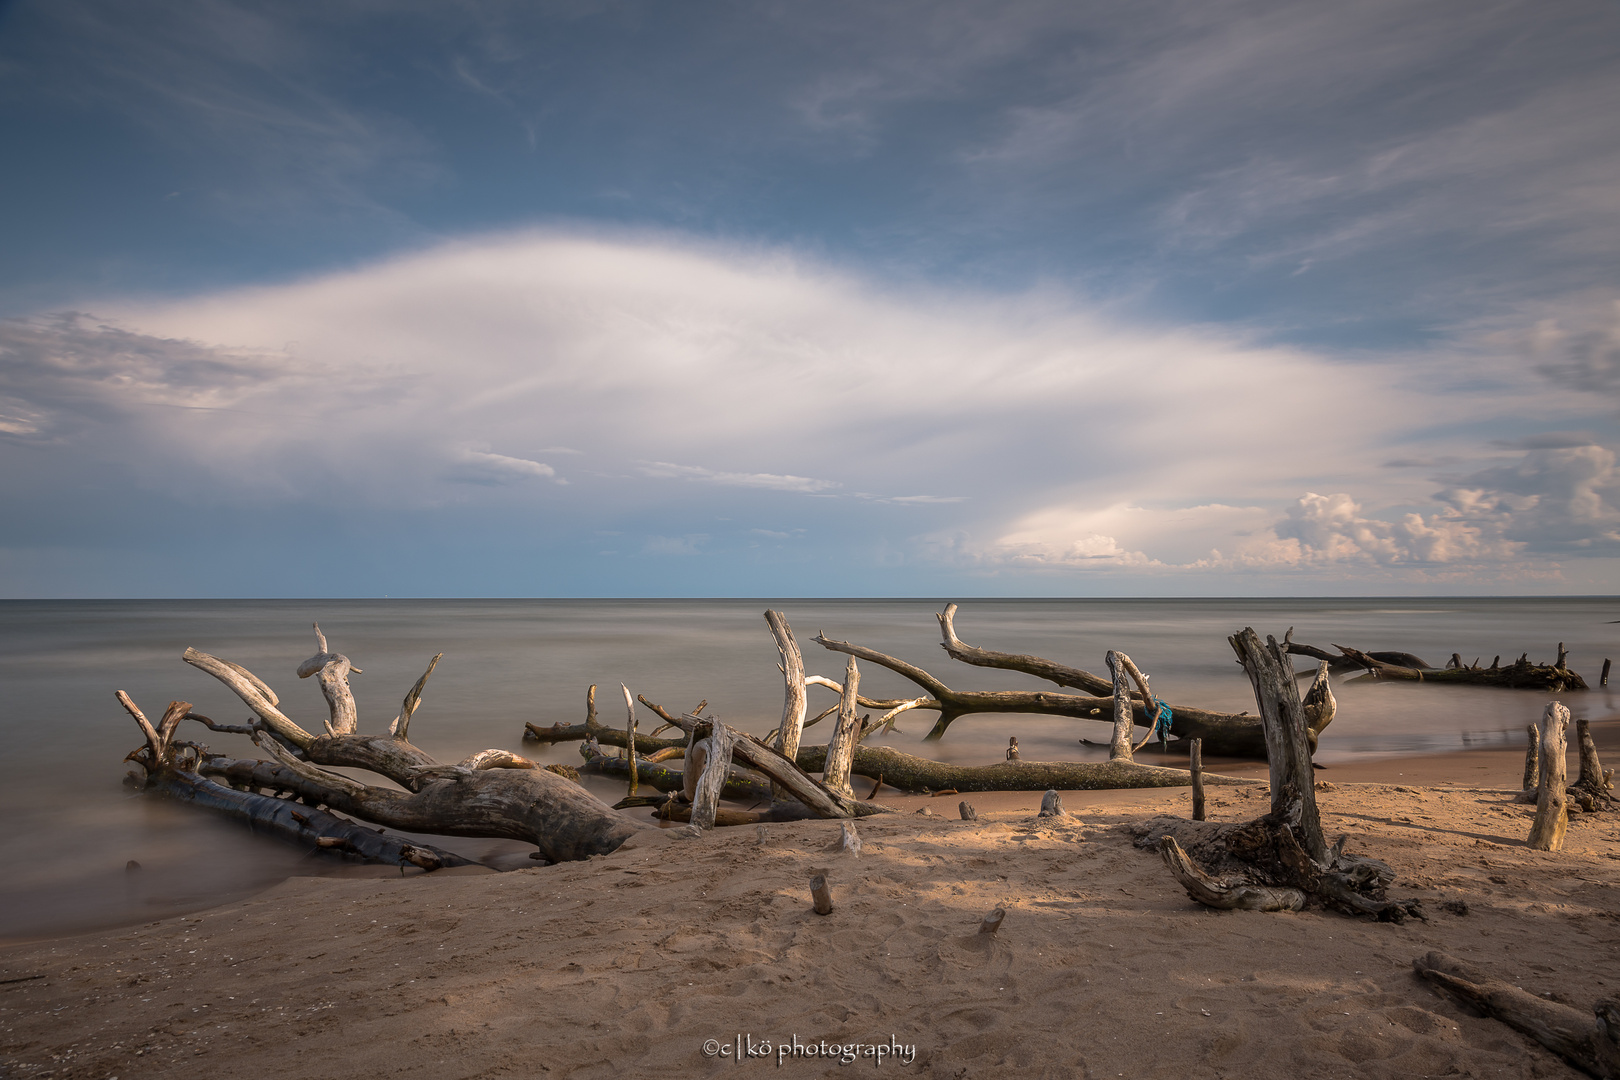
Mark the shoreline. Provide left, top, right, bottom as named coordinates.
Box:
left=5, top=718, right=1620, bottom=1077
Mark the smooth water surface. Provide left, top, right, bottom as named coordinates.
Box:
left=2, top=597, right=1616, bottom=940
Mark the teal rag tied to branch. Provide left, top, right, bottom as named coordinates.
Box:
left=1151, top=701, right=1173, bottom=747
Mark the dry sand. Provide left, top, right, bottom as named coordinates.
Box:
left=5, top=729, right=1620, bottom=1080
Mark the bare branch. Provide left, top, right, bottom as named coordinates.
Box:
left=389, top=653, right=442, bottom=740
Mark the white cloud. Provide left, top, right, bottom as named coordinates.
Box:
left=447, top=448, right=561, bottom=485
left=638, top=461, right=838, bottom=493
left=3, top=228, right=1613, bottom=592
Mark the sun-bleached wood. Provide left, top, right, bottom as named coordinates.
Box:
left=621, top=683, right=639, bottom=797
left=388, top=653, right=441, bottom=739
left=821, top=656, right=862, bottom=798
left=296, top=623, right=362, bottom=736
left=1038, top=790, right=1064, bottom=817
left=1528, top=702, right=1570, bottom=851
left=766, top=611, right=808, bottom=800
left=688, top=721, right=735, bottom=831
left=171, top=639, right=646, bottom=861
left=828, top=820, right=861, bottom=856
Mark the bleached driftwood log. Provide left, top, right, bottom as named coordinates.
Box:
left=1528, top=702, right=1571, bottom=851
left=1414, top=951, right=1620, bottom=1078
left=117, top=696, right=473, bottom=870
left=123, top=629, right=654, bottom=863
left=1571, top=717, right=1615, bottom=811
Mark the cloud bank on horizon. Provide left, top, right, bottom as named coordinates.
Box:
left=0, top=0, right=1616, bottom=597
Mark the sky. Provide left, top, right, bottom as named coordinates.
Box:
left=0, top=0, right=1617, bottom=598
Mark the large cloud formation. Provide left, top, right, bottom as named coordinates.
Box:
left=0, top=231, right=1613, bottom=595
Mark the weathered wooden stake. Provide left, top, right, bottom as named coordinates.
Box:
left=979, top=906, right=1006, bottom=935
left=621, top=683, right=638, bottom=797
left=829, top=820, right=862, bottom=857
left=1523, top=723, right=1541, bottom=793
left=810, top=873, right=833, bottom=915
left=1527, top=702, right=1570, bottom=851
left=959, top=801, right=978, bottom=821
left=1038, top=789, right=1065, bottom=817
left=1603, top=658, right=1612, bottom=687
left=1190, top=738, right=1205, bottom=822
left=1006, top=737, right=1020, bottom=761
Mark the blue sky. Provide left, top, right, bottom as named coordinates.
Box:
left=1, top=0, right=1618, bottom=597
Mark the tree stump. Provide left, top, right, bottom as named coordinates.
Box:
left=1527, top=702, right=1570, bottom=851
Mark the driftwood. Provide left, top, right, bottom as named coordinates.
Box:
left=1414, top=951, right=1620, bottom=1078
left=686, top=720, right=735, bottom=831
left=578, top=749, right=774, bottom=802
left=1284, top=630, right=1588, bottom=691
left=979, top=907, right=1006, bottom=935
left=793, top=742, right=1258, bottom=793
left=118, top=697, right=473, bottom=871
left=810, top=874, right=833, bottom=915
left=1573, top=718, right=1616, bottom=810
left=814, top=608, right=1336, bottom=756
left=1528, top=702, right=1571, bottom=851
left=821, top=656, right=862, bottom=798
left=1038, top=790, right=1065, bottom=817
left=1150, top=627, right=1422, bottom=922
left=120, top=632, right=653, bottom=864
left=1190, top=738, right=1206, bottom=822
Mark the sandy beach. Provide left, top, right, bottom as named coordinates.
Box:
left=5, top=726, right=1619, bottom=1080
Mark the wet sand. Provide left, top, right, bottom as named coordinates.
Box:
left=4, top=724, right=1619, bottom=1079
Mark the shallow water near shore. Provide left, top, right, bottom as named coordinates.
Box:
left=2, top=596, right=1616, bottom=941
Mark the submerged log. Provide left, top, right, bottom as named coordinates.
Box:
left=1414, top=951, right=1620, bottom=1079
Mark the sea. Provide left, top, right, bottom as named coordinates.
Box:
left=2, top=597, right=1615, bottom=941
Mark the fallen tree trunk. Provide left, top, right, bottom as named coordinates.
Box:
left=1147, top=627, right=1422, bottom=922
left=120, top=631, right=665, bottom=864
left=795, top=743, right=1259, bottom=793
left=930, top=603, right=1334, bottom=755
left=577, top=750, right=774, bottom=802
left=813, top=632, right=1319, bottom=757
left=1414, top=951, right=1620, bottom=1078
left=141, top=754, right=473, bottom=870
left=1283, top=631, right=1588, bottom=690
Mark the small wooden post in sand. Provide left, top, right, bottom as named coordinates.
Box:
left=1190, top=738, right=1206, bottom=822
left=1527, top=702, right=1570, bottom=851
left=810, top=873, right=833, bottom=915
left=1039, top=789, right=1065, bottom=817
left=959, top=801, right=977, bottom=821
left=1523, top=723, right=1541, bottom=793
left=979, top=906, right=1006, bottom=935
left=1603, top=658, right=1612, bottom=687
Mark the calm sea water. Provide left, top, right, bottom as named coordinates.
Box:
left=2, top=597, right=1616, bottom=940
